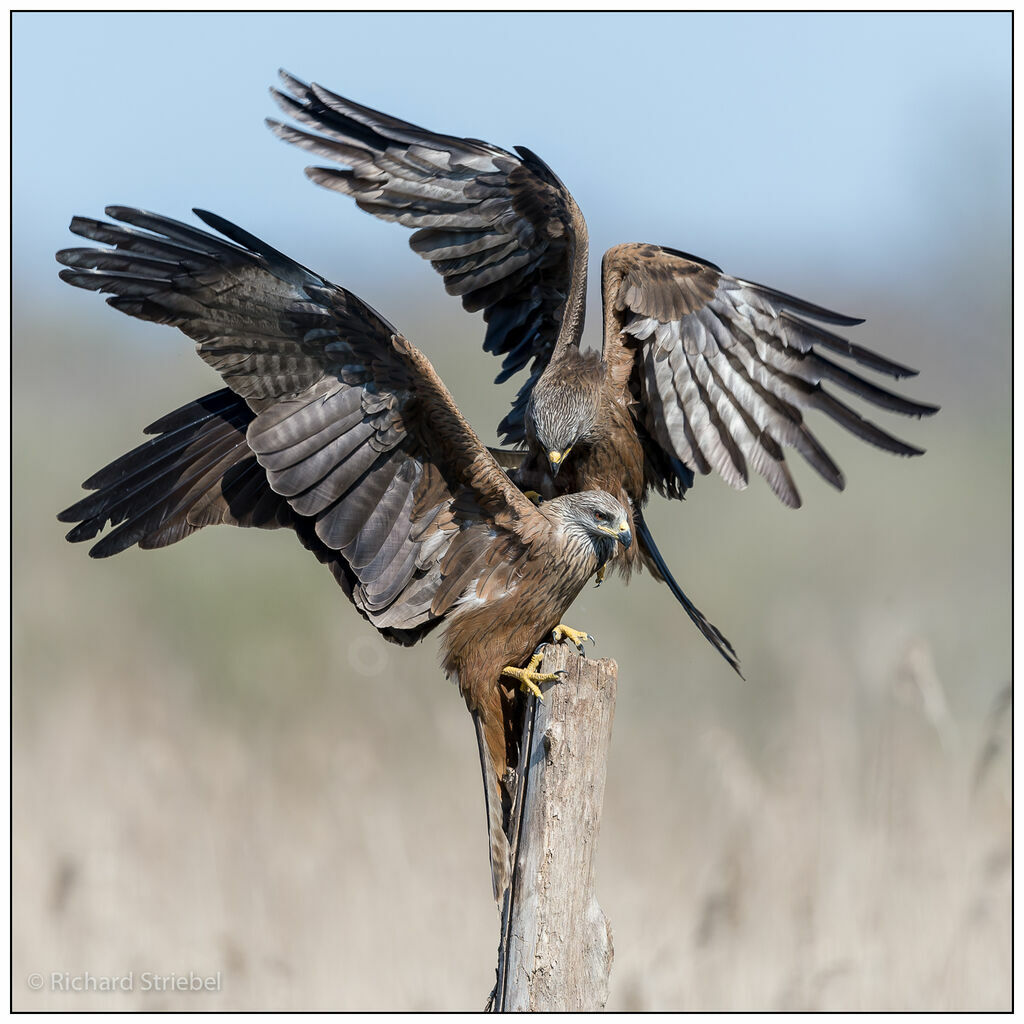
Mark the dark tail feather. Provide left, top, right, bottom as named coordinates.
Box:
left=635, top=512, right=743, bottom=678
left=472, top=710, right=512, bottom=903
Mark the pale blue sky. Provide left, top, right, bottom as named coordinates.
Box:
left=14, top=11, right=1009, bottom=398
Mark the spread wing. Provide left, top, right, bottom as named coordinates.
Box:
left=58, top=388, right=293, bottom=554
left=267, top=72, right=588, bottom=444
left=57, top=207, right=543, bottom=640
left=602, top=243, right=939, bottom=508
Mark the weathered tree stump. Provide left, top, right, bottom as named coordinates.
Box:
left=490, top=644, right=616, bottom=1011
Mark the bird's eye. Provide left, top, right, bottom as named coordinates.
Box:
left=594, top=510, right=605, bottom=521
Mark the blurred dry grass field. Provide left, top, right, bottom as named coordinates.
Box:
left=13, top=290, right=1009, bottom=1010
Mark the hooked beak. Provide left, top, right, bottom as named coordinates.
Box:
left=599, top=520, right=632, bottom=549
left=547, top=447, right=571, bottom=477
left=616, top=521, right=632, bottom=549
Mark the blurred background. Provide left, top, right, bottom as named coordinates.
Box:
left=13, top=12, right=1010, bottom=1011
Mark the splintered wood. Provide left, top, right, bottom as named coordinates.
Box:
left=492, top=644, right=616, bottom=1012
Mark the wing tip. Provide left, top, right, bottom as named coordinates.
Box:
left=276, top=68, right=308, bottom=92
left=67, top=214, right=94, bottom=236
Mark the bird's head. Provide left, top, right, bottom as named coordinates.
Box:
left=555, top=490, right=632, bottom=568
left=526, top=369, right=602, bottom=477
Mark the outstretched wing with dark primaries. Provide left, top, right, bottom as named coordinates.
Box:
left=57, top=207, right=541, bottom=643
left=59, top=388, right=290, bottom=554
left=268, top=72, right=587, bottom=444
left=602, top=243, right=939, bottom=509
left=55, top=387, right=412, bottom=637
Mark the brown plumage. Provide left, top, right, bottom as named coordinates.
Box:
left=269, top=74, right=940, bottom=674
left=55, top=207, right=632, bottom=900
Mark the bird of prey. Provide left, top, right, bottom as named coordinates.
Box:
left=269, top=73, right=940, bottom=673
left=56, top=206, right=633, bottom=900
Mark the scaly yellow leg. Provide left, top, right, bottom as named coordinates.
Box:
left=501, top=649, right=566, bottom=700
left=594, top=563, right=606, bottom=587
left=550, top=623, right=596, bottom=655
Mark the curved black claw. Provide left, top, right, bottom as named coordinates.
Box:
left=550, top=624, right=596, bottom=656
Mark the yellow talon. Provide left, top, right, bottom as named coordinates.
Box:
left=594, top=564, right=606, bottom=587
left=550, top=623, right=595, bottom=655
left=522, top=489, right=543, bottom=506
left=501, top=650, right=566, bottom=700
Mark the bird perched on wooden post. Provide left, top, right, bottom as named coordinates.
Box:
left=56, top=207, right=632, bottom=900
left=269, top=73, right=940, bottom=675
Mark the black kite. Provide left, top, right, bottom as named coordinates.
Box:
left=56, top=207, right=632, bottom=899
left=270, top=74, right=939, bottom=674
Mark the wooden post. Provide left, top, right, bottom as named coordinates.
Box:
left=490, top=644, right=617, bottom=1012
